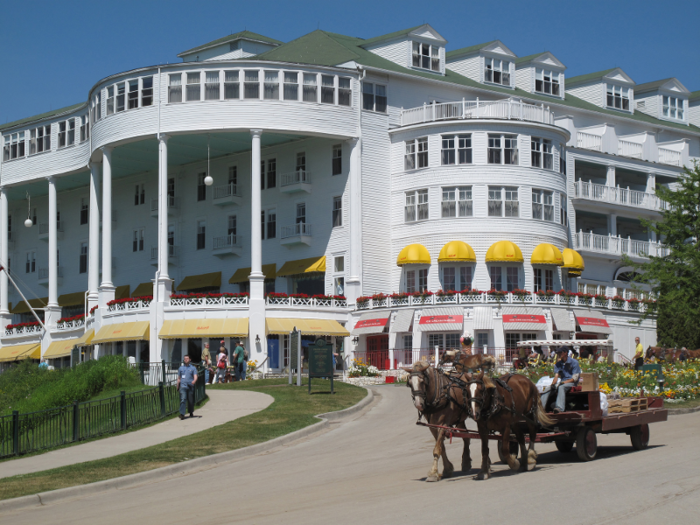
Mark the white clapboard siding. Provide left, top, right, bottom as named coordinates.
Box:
left=567, top=82, right=604, bottom=108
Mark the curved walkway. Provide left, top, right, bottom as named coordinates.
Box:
left=0, top=389, right=273, bottom=480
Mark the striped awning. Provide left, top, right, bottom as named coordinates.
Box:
left=417, top=307, right=464, bottom=332
left=93, top=322, right=150, bottom=344
left=177, top=272, right=222, bottom=292
left=501, top=307, right=548, bottom=331
left=551, top=309, right=575, bottom=332
left=352, top=311, right=391, bottom=335
left=473, top=307, right=494, bottom=330
left=229, top=264, right=277, bottom=284
left=159, top=318, right=248, bottom=339
left=266, top=318, right=349, bottom=337
left=277, top=257, right=326, bottom=277
left=0, top=343, right=40, bottom=362
left=574, top=310, right=612, bottom=334
left=391, top=309, right=415, bottom=333
left=75, top=330, right=95, bottom=347
left=132, top=282, right=153, bottom=298
left=44, top=338, right=79, bottom=359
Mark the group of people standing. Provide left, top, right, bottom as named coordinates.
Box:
left=200, top=340, right=248, bottom=383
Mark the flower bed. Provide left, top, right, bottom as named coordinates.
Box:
left=6, top=321, right=41, bottom=331
left=347, top=358, right=380, bottom=378
left=57, top=314, right=85, bottom=326
left=169, top=293, right=247, bottom=300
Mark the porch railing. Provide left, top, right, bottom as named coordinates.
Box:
left=574, top=231, right=669, bottom=258
left=576, top=131, right=602, bottom=151
left=573, top=180, right=666, bottom=211
left=400, top=98, right=555, bottom=127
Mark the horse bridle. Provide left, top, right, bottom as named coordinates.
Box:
left=408, top=367, right=449, bottom=417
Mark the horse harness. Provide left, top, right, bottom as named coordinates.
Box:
left=465, top=374, right=539, bottom=427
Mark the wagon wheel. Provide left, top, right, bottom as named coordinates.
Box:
left=576, top=427, right=597, bottom=461
left=555, top=440, right=574, bottom=453
left=630, top=424, right=650, bottom=450
left=497, top=440, right=519, bottom=463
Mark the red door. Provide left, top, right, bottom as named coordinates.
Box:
left=366, top=335, right=390, bottom=370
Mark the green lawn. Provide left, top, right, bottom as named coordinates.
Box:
left=0, top=378, right=366, bottom=501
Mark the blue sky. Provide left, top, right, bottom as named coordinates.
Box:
left=1, top=0, right=698, bottom=125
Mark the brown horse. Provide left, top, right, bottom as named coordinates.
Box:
left=404, top=361, right=472, bottom=482
left=441, top=349, right=496, bottom=372
left=465, top=371, right=554, bottom=480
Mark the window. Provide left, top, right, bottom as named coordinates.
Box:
left=406, top=268, right=428, bottom=294
left=663, top=96, right=684, bottom=119
left=134, top=184, right=145, bottom=206
left=227, top=215, right=237, bottom=237
left=535, top=69, right=560, bottom=96
left=128, top=79, right=139, bottom=109
left=404, top=335, right=413, bottom=350
left=334, top=256, right=344, bottom=272
left=606, top=84, right=630, bottom=110
left=488, top=187, right=502, bottom=217
left=441, top=186, right=472, bottom=217
left=303, top=73, right=317, bottom=102
left=141, top=76, right=153, bottom=106
left=485, top=58, right=511, bottom=86
left=489, top=266, right=502, bottom=291
left=460, top=266, right=473, bottom=291
left=504, top=187, right=519, bottom=217
left=186, top=72, right=201, bottom=101
left=534, top=268, right=554, bottom=292
left=266, top=158, right=276, bottom=189
left=296, top=203, right=306, bottom=224
left=79, top=115, right=89, bottom=142
left=362, top=83, right=387, bottom=113
left=132, top=229, right=144, bottom=252
left=560, top=193, right=568, bottom=226
left=29, top=125, right=50, bottom=155
left=321, top=75, right=335, bottom=104
left=335, top=277, right=345, bottom=296
left=169, top=74, right=182, bottom=103
left=80, top=198, right=88, bottom=225
left=531, top=138, right=553, bottom=169
left=91, top=93, right=102, bottom=123
left=197, top=173, right=207, bottom=201
left=443, top=267, right=455, bottom=291
left=167, top=177, right=175, bottom=206
left=506, top=267, right=518, bottom=291
left=58, top=121, right=67, bottom=148
left=440, top=134, right=472, bottom=165
left=3, top=132, right=25, bottom=160
left=284, top=72, right=298, bottom=100
left=196, top=220, right=206, bottom=250
left=264, top=71, right=279, bottom=99
left=224, top=70, right=239, bottom=99
left=532, top=189, right=554, bottom=221
left=333, top=196, right=342, bottom=227
left=228, top=165, right=237, bottom=189
left=26, top=251, right=36, bottom=273
left=332, top=144, right=342, bottom=175
left=32, top=208, right=37, bottom=226
left=296, top=152, right=306, bottom=173
left=405, top=137, right=428, bottom=170
left=79, top=243, right=88, bottom=274
left=338, top=77, right=351, bottom=106
left=488, top=134, right=518, bottom=164
left=107, top=85, right=115, bottom=114
left=205, top=71, right=220, bottom=100
left=488, top=186, right=519, bottom=217
left=266, top=209, right=276, bottom=239
left=116, top=82, right=125, bottom=112
left=476, top=332, right=488, bottom=350
left=244, top=71, right=259, bottom=98
left=412, top=42, right=440, bottom=72
left=405, top=189, right=429, bottom=222
left=67, top=119, right=75, bottom=145
left=261, top=210, right=266, bottom=240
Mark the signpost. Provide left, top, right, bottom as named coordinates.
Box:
left=308, top=337, right=334, bottom=394
left=289, top=328, right=301, bottom=386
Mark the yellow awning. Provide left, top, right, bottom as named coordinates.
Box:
left=12, top=297, right=48, bottom=315
left=562, top=248, right=585, bottom=271
left=0, top=343, right=40, bottom=362
left=229, top=264, right=277, bottom=284
left=115, top=285, right=131, bottom=300
left=568, top=270, right=582, bottom=277
left=92, top=322, right=150, bottom=344
left=177, top=272, right=222, bottom=291
left=159, top=318, right=249, bottom=339
left=75, top=330, right=95, bottom=347
left=44, top=338, right=79, bottom=359
left=58, top=292, right=86, bottom=308
left=396, top=244, right=431, bottom=266
left=438, top=241, right=476, bottom=263
left=485, top=241, right=524, bottom=263
left=131, top=282, right=153, bottom=298
left=277, top=257, right=326, bottom=277
left=531, top=243, right=564, bottom=266
left=266, top=318, right=349, bottom=337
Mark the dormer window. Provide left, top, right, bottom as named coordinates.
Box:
left=606, top=84, right=630, bottom=111
left=412, top=42, right=440, bottom=72
left=662, top=96, right=684, bottom=120
left=535, top=69, right=560, bottom=96
left=485, top=58, right=510, bottom=86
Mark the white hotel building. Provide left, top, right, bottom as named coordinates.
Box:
left=0, top=25, right=698, bottom=369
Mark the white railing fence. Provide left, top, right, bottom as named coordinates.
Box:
left=576, top=131, right=602, bottom=151
left=281, top=223, right=312, bottom=238
left=400, top=98, right=555, bottom=127
left=573, top=180, right=665, bottom=211
left=574, top=231, right=669, bottom=258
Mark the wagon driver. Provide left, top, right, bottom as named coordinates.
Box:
left=540, top=347, right=581, bottom=414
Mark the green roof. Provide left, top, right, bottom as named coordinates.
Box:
left=690, top=91, right=700, bottom=102
left=0, top=103, right=85, bottom=133
left=178, top=30, right=283, bottom=57
left=566, top=68, right=616, bottom=87
left=445, top=41, right=497, bottom=59
left=359, top=24, right=426, bottom=47
left=514, top=52, right=552, bottom=65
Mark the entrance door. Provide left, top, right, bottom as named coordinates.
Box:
left=268, top=337, right=279, bottom=369
left=366, top=335, right=389, bottom=370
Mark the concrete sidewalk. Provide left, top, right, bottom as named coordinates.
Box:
left=0, top=389, right=273, bottom=479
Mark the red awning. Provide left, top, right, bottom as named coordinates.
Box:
left=352, top=311, right=391, bottom=335
left=501, top=307, right=548, bottom=330
left=574, top=310, right=613, bottom=334
left=417, top=308, right=465, bottom=332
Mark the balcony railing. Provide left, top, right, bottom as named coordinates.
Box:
left=576, top=131, right=602, bottom=151
left=281, top=170, right=310, bottom=187
left=658, top=147, right=682, bottom=166
left=150, top=244, right=177, bottom=260
left=4, top=324, right=43, bottom=337
left=574, top=231, right=669, bottom=258
left=213, top=183, right=239, bottom=200
left=213, top=234, right=240, bottom=250
left=169, top=295, right=249, bottom=307
left=38, top=267, right=64, bottom=280
left=108, top=299, right=152, bottom=312
left=150, top=195, right=179, bottom=212
left=573, top=180, right=667, bottom=211
left=55, top=318, right=85, bottom=331
left=617, top=139, right=643, bottom=159
left=266, top=296, right=347, bottom=308
left=38, top=222, right=64, bottom=235
left=399, top=98, right=555, bottom=127
left=281, top=223, right=312, bottom=238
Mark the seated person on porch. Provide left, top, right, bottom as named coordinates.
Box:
left=541, top=347, right=581, bottom=414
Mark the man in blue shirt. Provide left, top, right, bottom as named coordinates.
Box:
left=177, top=355, right=198, bottom=419
left=540, top=347, right=581, bottom=413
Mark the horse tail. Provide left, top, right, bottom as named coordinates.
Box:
left=535, top=395, right=555, bottom=427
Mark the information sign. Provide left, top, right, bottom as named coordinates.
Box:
left=308, top=338, right=334, bottom=394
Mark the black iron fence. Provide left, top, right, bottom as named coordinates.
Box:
left=0, top=361, right=205, bottom=458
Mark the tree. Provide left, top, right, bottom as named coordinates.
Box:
left=623, top=162, right=700, bottom=349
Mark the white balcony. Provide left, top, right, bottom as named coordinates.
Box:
left=617, top=139, right=643, bottom=159
left=574, top=231, right=669, bottom=259
left=150, top=244, right=177, bottom=266
left=280, top=170, right=311, bottom=194
left=576, top=131, right=602, bottom=152
left=212, top=183, right=242, bottom=206
left=212, top=234, right=242, bottom=257
left=38, top=222, right=64, bottom=241
left=573, top=180, right=667, bottom=212
left=658, top=147, right=682, bottom=166
left=150, top=196, right=179, bottom=218
left=38, top=266, right=63, bottom=286
left=281, top=223, right=312, bottom=246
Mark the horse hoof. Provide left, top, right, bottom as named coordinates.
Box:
left=510, top=459, right=521, bottom=471
left=476, top=471, right=490, bottom=481
left=442, top=468, right=454, bottom=479
left=462, top=462, right=472, bottom=472
left=426, top=475, right=440, bottom=482
left=527, top=460, right=536, bottom=471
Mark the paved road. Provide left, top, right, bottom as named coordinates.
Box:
left=2, top=385, right=699, bottom=524
left=0, top=390, right=273, bottom=479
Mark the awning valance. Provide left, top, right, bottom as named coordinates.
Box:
left=12, top=297, right=48, bottom=315
left=417, top=307, right=464, bottom=332
left=352, top=311, right=390, bottom=335
left=0, top=343, right=40, bottom=362
left=58, top=292, right=86, bottom=308
left=177, top=272, right=222, bottom=292
left=391, top=309, right=415, bottom=333
left=531, top=244, right=564, bottom=266
left=438, top=241, right=476, bottom=263
left=229, top=264, right=277, bottom=284
left=397, top=244, right=431, bottom=266
left=562, top=248, right=585, bottom=271
left=277, top=257, right=326, bottom=277
left=132, top=282, right=153, bottom=298
left=44, top=338, right=80, bottom=359
left=266, top=318, right=349, bottom=337
left=573, top=309, right=612, bottom=334
left=115, top=285, right=131, bottom=300
left=93, top=322, right=150, bottom=344
left=485, top=241, right=523, bottom=263
left=75, top=330, right=95, bottom=347
left=501, top=307, right=548, bottom=331
left=159, top=318, right=248, bottom=339
left=551, top=309, right=575, bottom=332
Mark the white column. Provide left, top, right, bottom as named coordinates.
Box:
left=158, top=134, right=170, bottom=279
left=0, top=188, right=9, bottom=324
left=249, top=129, right=266, bottom=366
left=609, top=214, right=618, bottom=237
left=47, top=176, right=58, bottom=308
left=345, top=137, right=362, bottom=304
left=88, top=162, right=101, bottom=309
left=99, top=146, right=115, bottom=303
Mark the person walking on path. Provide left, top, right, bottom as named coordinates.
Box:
left=634, top=337, right=644, bottom=371
left=234, top=341, right=247, bottom=381
left=177, top=355, right=198, bottom=419
left=214, top=346, right=228, bottom=384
